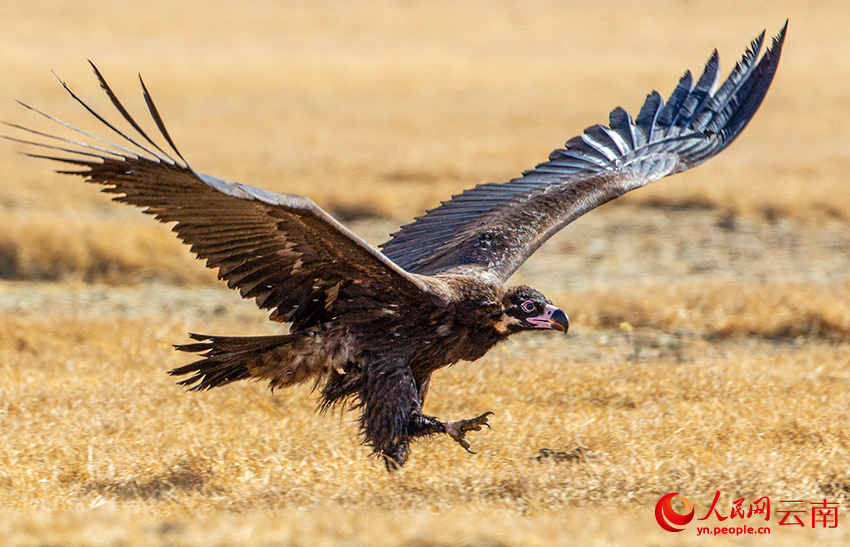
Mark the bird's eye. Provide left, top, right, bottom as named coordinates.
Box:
left=521, top=300, right=535, bottom=313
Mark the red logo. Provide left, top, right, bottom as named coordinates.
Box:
left=656, top=493, right=695, bottom=532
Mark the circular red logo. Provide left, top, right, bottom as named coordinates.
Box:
left=655, top=492, right=695, bottom=532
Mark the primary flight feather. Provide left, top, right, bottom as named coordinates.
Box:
left=5, top=23, right=786, bottom=469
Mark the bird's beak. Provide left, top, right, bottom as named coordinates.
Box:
left=527, top=304, right=569, bottom=334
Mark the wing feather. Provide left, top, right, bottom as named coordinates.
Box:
left=380, top=23, right=787, bottom=281
left=657, top=70, right=694, bottom=127
left=7, top=65, right=432, bottom=330
left=634, top=91, right=664, bottom=142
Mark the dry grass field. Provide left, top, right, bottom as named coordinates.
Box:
left=1, top=1, right=850, bottom=545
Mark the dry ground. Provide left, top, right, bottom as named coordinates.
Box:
left=1, top=1, right=849, bottom=545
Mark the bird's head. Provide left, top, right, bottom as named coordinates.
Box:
left=495, top=285, right=569, bottom=336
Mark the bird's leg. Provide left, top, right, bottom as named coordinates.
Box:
left=443, top=411, right=494, bottom=454
left=410, top=375, right=493, bottom=453
left=404, top=410, right=494, bottom=454
left=360, top=357, right=422, bottom=470
left=360, top=358, right=494, bottom=469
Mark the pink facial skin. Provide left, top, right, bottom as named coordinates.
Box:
left=526, top=304, right=569, bottom=333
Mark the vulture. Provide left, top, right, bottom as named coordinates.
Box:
left=5, top=23, right=786, bottom=469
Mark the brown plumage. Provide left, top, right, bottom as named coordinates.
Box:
left=4, top=23, right=786, bottom=469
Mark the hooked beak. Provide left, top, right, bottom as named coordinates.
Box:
left=527, top=304, right=570, bottom=334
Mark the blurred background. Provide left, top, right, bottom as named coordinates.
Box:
left=1, top=2, right=846, bottom=253
left=0, top=1, right=847, bottom=285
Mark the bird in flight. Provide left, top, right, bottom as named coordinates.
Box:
left=5, top=23, right=786, bottom=469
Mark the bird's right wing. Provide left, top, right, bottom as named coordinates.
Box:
left=4, top=64, right=433, bottom=330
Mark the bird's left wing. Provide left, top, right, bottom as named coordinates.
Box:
left=4, top=64, right=432, bottom=330
left=380, top=24, right=787, bottom=282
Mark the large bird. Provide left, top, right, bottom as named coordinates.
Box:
left=6, top=24, right=786, bottom=469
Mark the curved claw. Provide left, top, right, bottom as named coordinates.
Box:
left=444, top=411, right=494, bottom=454
left=380, top=453, right=402, bottom=472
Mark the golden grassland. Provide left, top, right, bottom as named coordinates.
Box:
left=1, top=0, right=850, bottom=545
left=2, top=288, right=850, bottom=546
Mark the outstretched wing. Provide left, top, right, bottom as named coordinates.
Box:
left=5, top=63, right=432, bottom=331
left=380, top=23, right=787, bottom=281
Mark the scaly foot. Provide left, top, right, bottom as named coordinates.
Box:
left=444, top=411, right=494, bottom=454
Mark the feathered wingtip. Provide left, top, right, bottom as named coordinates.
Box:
left=1, top=62, right=190, bottom=172
left=700, top=20, right=787, bottom=156
left=627, top=20, right=787, bottom=166
left=539, top=21, right=788, bottom=181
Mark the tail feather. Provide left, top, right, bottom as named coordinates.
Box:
left=171, top=333, right=293, bottom=391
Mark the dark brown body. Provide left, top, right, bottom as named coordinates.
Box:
left=174, top=273, right=515, bottom=465
left=321, top=274, right=509, bottom=404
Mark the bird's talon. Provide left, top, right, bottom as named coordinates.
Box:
left=444, top=411, right=494, bottom=454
